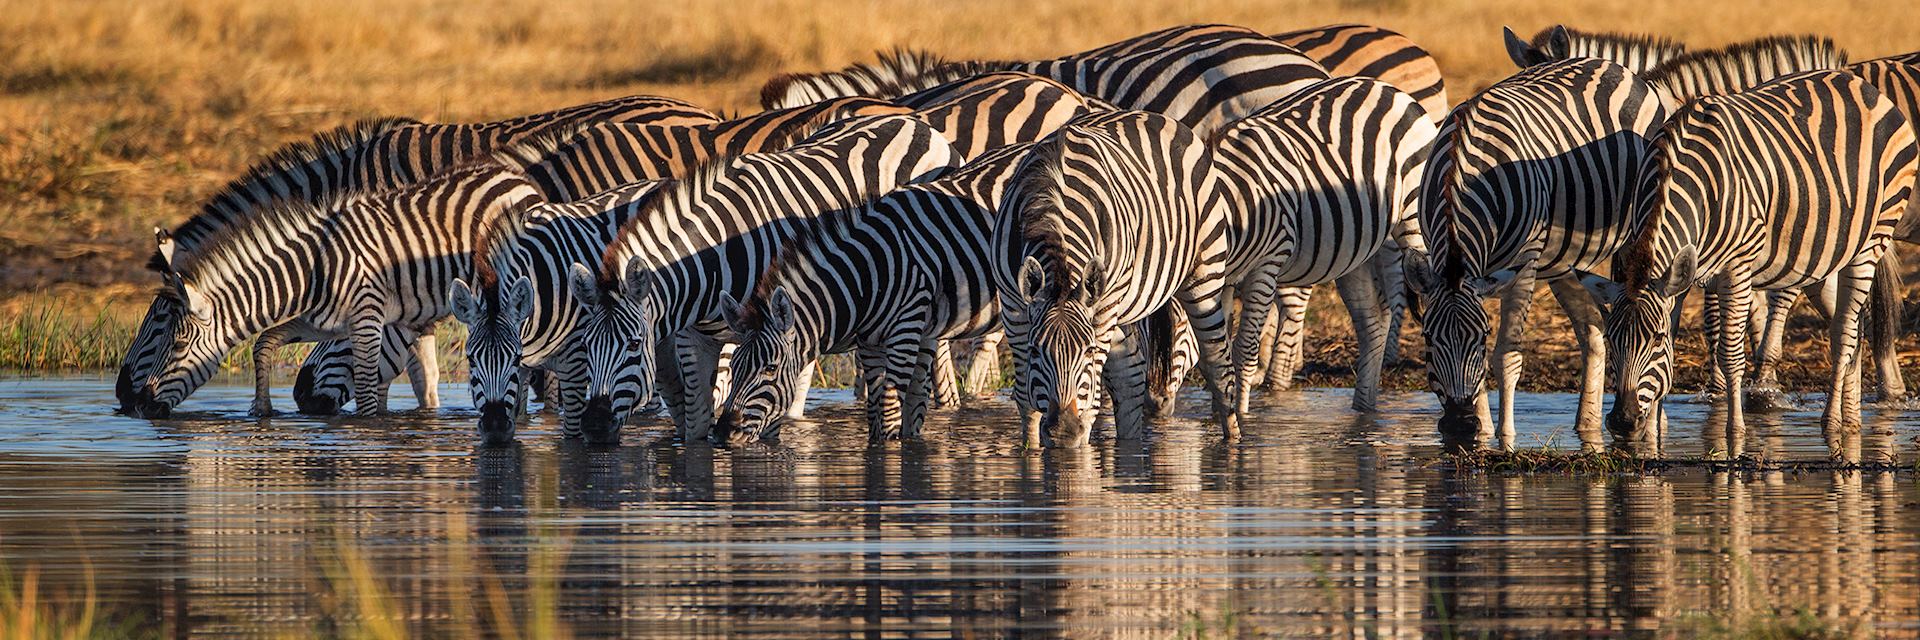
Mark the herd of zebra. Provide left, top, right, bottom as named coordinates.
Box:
left=110, top=22, right=1920, bottom=462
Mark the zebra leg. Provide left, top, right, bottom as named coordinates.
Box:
left=249, top=324, right=292, bottom=417
left=1548, top=278, right=1607, bottom=452
left=856, top=344, right=900, bottom=443
left=1175, top=284, right=1242, bottom=441
left=1700, top=290, right=1727, bottom=400
left=673, top=332, right=725, bottom=441
left=1713, top=276, right=1753, bottom=460
left=1822, top=264, right=1874, bottom=464
left=929, top=341, right=960, bottom=409
left=1372, top=239, right=1408, bottom=366
left=653, top=337, right=696, bottom=439
left=1869, top=250, right=1906, bottom=402
left=349, top=320, right=392, bottom=416
left=292, top=340, right=352, bottom=415
left=553, top=364, right=591, bottom=439
left=786, top=361, right=815, bottom=419
left=962, top=331, right=1004, bottom=400
left=1749, top=290, right=1798, bottom=405
left=1490, top=267, right=1540, bottom=451
left=1261, top=287, right=1312, bottom=392
left=1103, top=323, right=1150, bottom=440
left=899, top=338, right=941, bottom=440
left=1253, top=300, right=1277, bottom=382
left=1334, top=266, right=1387, bottom=414
left=1230, top=269, right=1280, bottom=417
left=408, top=331, right=440, bottom=410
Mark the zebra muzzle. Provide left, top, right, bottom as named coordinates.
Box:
left=579, top=396, right=619, bottom=445
left=1436, top=398, right=1480, bottom=450
left=478, top=401, right=517, bottom=448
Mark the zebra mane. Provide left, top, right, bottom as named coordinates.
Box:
left=598, top=152, right=742, bottom=290
left=165, top=193, right=336, bottom=281
left=486, top=121, right=599, bottom=176
left=151, top=116, right=420, bottom=274
left=759, top=48, right=1018, bottom=108
left=1012, top=134, right=1090, bottom=293
left=1643, top=35, right=1849, bottom=101
left=1428, top=117, right=1475, bottom=285
left=1538, top=26, right=1686, bottom=61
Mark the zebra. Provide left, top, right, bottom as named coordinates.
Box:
left=448, top=172, right=667, bottom=445
left=1247, top=24, right=1451, bottom=393
left=130, top=146, right=554, bottom=419
left=119, top=95, right=717, bottom=417
left=760, top=24, right=1329, bottom=136
left=993, top=110, right=1237, bottom=448
left=1578, top=69, right=1917, bottom=462
left=711, top=142, right=1039, bottom=445
left=566, top=115, right=959, bottom=441
left=1405, top=57, right=1667, bottom=452
left=1503, top=25, right=1688, bottom=73
left=1211, top=77, right=1436, bottom=415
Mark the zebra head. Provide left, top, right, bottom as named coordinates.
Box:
left=711, top=287, right=803, bottom=447
left=137, top=273, right=239, bottom=418
left=1407, top=253, right=1508, bottom=447
left=449, top=275, right=534, bottom=447
left=1584, top=248, right=1695, bottom=445
left=567, top=259, right=659, bottom=443
left=1012, top=255, right=1111, bottom=447
left=118, top=228, right=186, bottom=414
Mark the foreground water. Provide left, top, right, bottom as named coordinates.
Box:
left=1, top=375, right=1917, bottom=637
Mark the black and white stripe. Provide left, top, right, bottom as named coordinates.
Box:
left=119, top=95, right=716, bottom=417
left=712, top=142, right=1039, bottom=445
left=1580, top=69, right=1916, bottom=462
left=1503, top=25, right=1688, bottom=73
left=132, top=153, right=546, bottom=418
left=993, top=110, right=1238, bottom=448
left=1211, top=77, right=1436, bottom=415
left=566, top=115, right=960, bottom=442
left=1406, top=57, right=1667, bottom=452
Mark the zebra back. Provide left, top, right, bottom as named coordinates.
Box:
left=1623, top=70, right=1916, bottom=291
left=1851, top=59, right=1920, bottom=239
left=1504, top=25, right=1687, bottom=73
left=603, top=114, right=961, bottom=332
left=1272, top=23, right=1450, bottom=119
left=515, top=97, right=905, bottom=200
left=906, top=73, right=1099, bottom=158
left=1642, top=35, right=1849, bottom=109
left=1418, top=57, right=1667, bottom=284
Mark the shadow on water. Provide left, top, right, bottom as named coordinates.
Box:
left=0, top=374, right=1917, bottom=637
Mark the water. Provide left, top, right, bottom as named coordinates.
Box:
left=1, top=375, right=1918, bottom=638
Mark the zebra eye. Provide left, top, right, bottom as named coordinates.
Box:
left=762, top=362, right=778, bottom=375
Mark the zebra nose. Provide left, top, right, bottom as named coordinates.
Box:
left=1436, top=398, right=1480, bottom=450
left=478, top=402, right=516, bottom=447
left=579, top=396, right=617, bottom=443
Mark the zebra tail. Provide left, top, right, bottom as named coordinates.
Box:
left=1870, top=248, right=1905, bottom=390
left=1142, top=304, right=1179, bottom=418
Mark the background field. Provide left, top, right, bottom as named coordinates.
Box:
left=3, top=0, right=1916, bottom=389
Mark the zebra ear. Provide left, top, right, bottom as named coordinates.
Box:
left=1079, top=264, right=1106, bottom=303
left=449, top=279, right=479, bottom=326
left=717, top=291, right=749, bottom=333
left=1502, top=27, right=1538, bottom=68
left=1017, top=256, right=1046, bottom=303
left=767, top=287, right=796, bottom=332
left=505, top=275, right=535, bottom=323
left=1544, top=25, right=1572, bottom=59
left=1577, top=270, right=1624, bottom=310
left=1654, top=247, right=1698, bottom=298
left=621, top=257, right=655, bottom=301
left=154, top=227, right=176, bottom=271
left=567, top=263, right=600, bottom=308
left=1473, top=269, right=1520, bottom=297
left=180, top=281, right=212, bottom=321
left=1404, top=250, right=1440, bottom=295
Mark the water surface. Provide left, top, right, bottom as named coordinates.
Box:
left=1, top=375, right=1917, bottom=637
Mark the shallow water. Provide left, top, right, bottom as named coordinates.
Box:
left=2, top=374, right=1918, bottom=638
